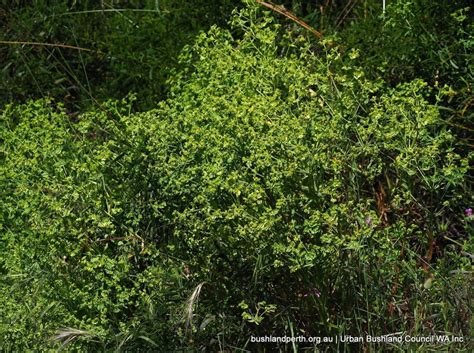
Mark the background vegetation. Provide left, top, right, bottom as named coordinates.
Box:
left=1, top=0, right=472, bottom=351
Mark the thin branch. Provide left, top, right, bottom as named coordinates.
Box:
left=55, top=9, right=165, bottom=16
left=336, top=0, right=358, bottom=28
left=256, top=0, right=323, bottom=39
left=0, top=40, right=97, bottom=53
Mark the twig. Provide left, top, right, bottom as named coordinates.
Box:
left=336, top=0, right=358, bottom=28
left=0, top=40, right=97, bottom=53
left=55, top=9, right=164, bottom=16
left=256, top=1, right=323, bottom=39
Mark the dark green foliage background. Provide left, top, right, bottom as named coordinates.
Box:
left=0, top=0, right=473, bottom=351
left=1, top=0, right=240, bottom=110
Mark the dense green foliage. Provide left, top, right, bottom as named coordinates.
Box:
left=1, top=0, right=472, bottom=351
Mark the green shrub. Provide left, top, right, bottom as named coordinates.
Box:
left=1, top=3, right=471, bottom=352
left=338, top=1, right=473, bottom=148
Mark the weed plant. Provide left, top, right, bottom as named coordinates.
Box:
left=0, top=1, right=472, bottom=352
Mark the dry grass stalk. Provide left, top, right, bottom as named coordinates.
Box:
left=256, top=0, right=323, bottom=39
